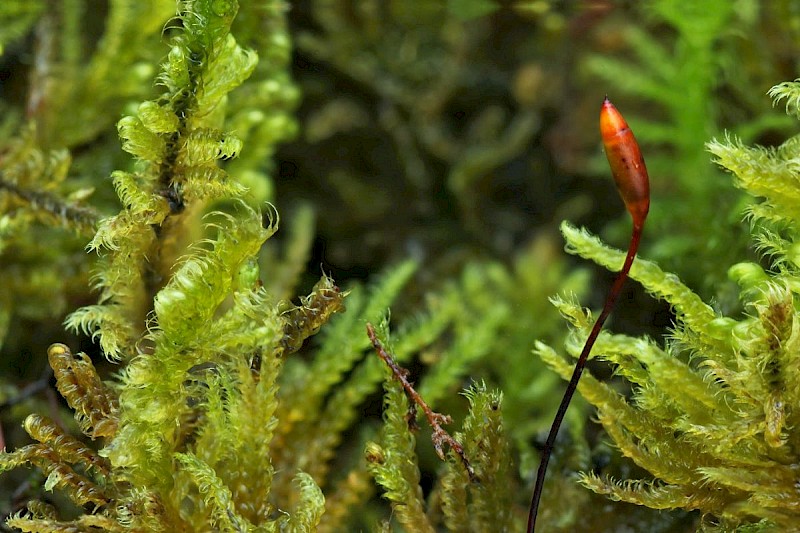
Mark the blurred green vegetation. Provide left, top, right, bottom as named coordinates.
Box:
left=0, top=1, right=799, bottom=531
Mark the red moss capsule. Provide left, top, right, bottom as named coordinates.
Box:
left=528, top=97, right=651, bottom=533
left=600, top=96, right=650, bottom=229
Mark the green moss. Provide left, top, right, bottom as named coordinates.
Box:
left=1, top=2, right=799, bottom=531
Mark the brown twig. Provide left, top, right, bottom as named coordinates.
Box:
left=0, top=364, right=53, bottom=412
left=366, top=322, right=475, bottom=480
left=0, top=177, right=99, bottom=235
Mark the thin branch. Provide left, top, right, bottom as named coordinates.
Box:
left=0, top=364, right=53, bottom=412
left=0, top=177, right=99, bottom=234
left=366, top=322, right=475, bottom=480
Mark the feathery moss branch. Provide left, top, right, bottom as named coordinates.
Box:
left=367, top=322, right=473, bottom=478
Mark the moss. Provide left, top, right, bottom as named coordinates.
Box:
left=538, top=82, right=800, bottom=530
left=0, top=2, right=799, bottom=532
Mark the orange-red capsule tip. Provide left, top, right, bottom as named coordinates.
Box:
left=599, top=98, right=650, bottom=227
left=600, top=98, right=630, bottom=144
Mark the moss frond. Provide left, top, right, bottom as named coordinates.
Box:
left=0, top=416, right=111, bottom=509
left=368, top=338, right=515, bottom=532
left=280, top=472, right=326, bottom=532
left=271, top=261, right=421, bottom=481
left=366, top=334, right=435, bottom=533
left=47, top=343, right=119, bottom=439
left=66, top=0, right=264, bottom=361
left=152, top=206, right=271, bottom=340
left=560, top=221, right=731, bottom=354
left=768, top=79, right=800, bottom=119
left=174, top=452, right=254, bottom=532
left=6, top=511, right=125, bottom=533
left=449, top=383, right=513, bottom=532
left=277, top=273, right=347, bottom=358
left=708, top=133, right=800, bottom=224
left=107, top=204, right=273, bottom=483
left=578, top=473, right=727, bottom=512
left=1, top=1, right=334, bottom=531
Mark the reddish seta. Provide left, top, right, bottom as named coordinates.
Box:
left=526, top=97, right=650, bottom=532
